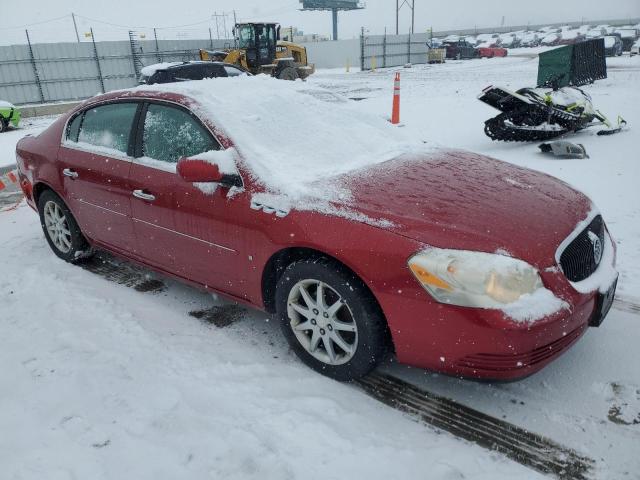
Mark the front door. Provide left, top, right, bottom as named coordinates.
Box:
left=128, top=102, right=243, bottom=291
left=58, top=102, right=139, bottom=253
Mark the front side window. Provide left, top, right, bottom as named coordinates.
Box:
left=77, top=103, right=138, bottom=154
left=238, top=25, right=255, bottom=49
left=142, top=104, right=218, bottom=164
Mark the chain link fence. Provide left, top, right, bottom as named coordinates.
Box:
left=0, top=33, right=231, bottom=105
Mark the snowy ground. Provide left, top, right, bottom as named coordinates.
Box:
left=0, top=116, right=55, bottom=168
left=1, top=53, right=639, bottom=479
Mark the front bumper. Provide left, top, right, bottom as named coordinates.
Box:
left=381, top=285, right=599, bottom=380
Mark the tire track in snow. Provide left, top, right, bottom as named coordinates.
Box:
left=612, top=297, right=640, bottom=316
left=78, top=250, right=597, bottom=479
left=356, top=373, right=595, bottom=480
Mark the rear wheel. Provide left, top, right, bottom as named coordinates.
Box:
left=38, top=190, right=93, bottom=263
left=276, top=258, right=388, bottom=381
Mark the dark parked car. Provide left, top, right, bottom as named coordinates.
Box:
left=442, top=40, right=478, bottom=60
left=614, top=29, right=639, bottom=51
left=138, top=61, right=249, bottom=85
left=604, top=35, right=623, bottom=57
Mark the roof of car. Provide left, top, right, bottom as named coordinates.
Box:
left=141, top=61, right=243, bottom=76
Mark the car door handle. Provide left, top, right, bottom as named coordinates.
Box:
left=132, top=189, right=156, bottom=202
left=62, top=168, right=78, bottom=179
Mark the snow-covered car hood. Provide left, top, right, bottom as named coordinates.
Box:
left=335, top=150, right=593, bottom=269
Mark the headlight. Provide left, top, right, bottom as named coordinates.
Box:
left=408, top=248, right=543, bottom=308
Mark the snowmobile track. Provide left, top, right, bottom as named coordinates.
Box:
left=357, top=372, right=595, bottom=480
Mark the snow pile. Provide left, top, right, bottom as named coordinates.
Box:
left=502, top=288, right=569, bottom=323
left=130, top=76, right=429, bottom=220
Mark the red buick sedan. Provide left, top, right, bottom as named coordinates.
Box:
left=15, top=78, right=618, bottom=381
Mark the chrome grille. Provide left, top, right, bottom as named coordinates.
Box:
left=559, top=215, right=605, bottom=282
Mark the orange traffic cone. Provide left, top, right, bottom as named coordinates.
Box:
left=391, top=72, right=400, bottom=124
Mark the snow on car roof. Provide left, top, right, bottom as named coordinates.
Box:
left=0, top=100, right=15, bottom=108
left=130, top=76, right=428, bottom=202
left=140, top=62, right=183, bottom=76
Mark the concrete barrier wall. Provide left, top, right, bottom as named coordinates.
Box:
left=300, top=39, right=360, bottom=70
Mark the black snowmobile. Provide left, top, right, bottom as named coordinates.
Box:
left=478, top=38, right=626, bottom=142
left=478, top=85, right=626, bottom=142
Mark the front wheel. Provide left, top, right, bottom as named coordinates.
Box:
left=276, top=258, right=389, bottom=381
left=277, top=66, right=299, bottom=81
left=38, top=190, right=93, bottom=262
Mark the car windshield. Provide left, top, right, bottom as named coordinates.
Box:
left=237, top=25, right=255, bottom=49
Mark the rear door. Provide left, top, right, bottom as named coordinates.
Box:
left=128, top=102, right=242, bottom=288
left=58, top=101, right=140, bottom=253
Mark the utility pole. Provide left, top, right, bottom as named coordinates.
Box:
left=332, top=8, right=338, bottom=40
left=222, top=14, right=228, bottom=39
left=396, top=0, right=399, bottom=35
left=396, top=1, right=416, bottom=35
left=71, top=13, right=80, bottom=43
left=153, top=28, right=161, bottom=62
left=233, top=10, right=237, bottom=27
left=213, top=12, right=221, bottom=39
left=411, top=0, right=415, bottom=35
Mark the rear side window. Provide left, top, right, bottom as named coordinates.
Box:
left=142, top=103, right=219, bottom=163
left=77, top=103, right=138, bottom=154
left=174, top=65, right=206, bottom=81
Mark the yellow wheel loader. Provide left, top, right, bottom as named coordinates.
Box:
left=200, top=23, right=315, bottom=80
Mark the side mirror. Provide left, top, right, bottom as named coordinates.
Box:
left=177, top=157, right=242, bottom=188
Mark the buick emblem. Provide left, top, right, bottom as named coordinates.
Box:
left=588, top=231, right=603, bottom=265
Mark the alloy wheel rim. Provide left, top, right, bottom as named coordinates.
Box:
left=287, top=279, right=358, bottom=366
left=44, top=201, right=72, bottom=253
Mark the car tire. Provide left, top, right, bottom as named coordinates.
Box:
left=0, top=118, right=7, bottom=133
left=276, top=257, right=389, bottom=381
left=37, top=190, right=93, bottom=263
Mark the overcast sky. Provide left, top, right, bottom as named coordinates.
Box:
left=1, top=0, right=639, bottom=45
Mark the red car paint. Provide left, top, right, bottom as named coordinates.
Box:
left=16, top=90, right=613, bottom=380
left=477, top=47, right=508, bottom=58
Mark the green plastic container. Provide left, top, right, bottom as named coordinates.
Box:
left=537, top=38, right=607, bottom=88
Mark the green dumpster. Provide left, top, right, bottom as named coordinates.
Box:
left=537, top=38, right=607, bottom=88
